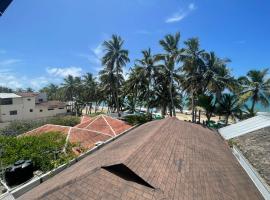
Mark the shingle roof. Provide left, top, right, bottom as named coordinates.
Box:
left=18, top=118, right=263, bottom=200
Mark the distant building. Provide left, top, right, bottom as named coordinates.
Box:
left=0, top=93, right=67, bottom=122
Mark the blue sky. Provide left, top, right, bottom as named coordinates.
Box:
left=0, top=0, right=269, bottom=90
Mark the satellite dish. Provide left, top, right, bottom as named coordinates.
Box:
left=0, top=0, right=13, bottom=16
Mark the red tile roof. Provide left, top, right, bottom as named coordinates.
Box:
left=37, top=101, right=66, bottom=108
left=23, top=115, right=132, bottom=153
left=80, top=115, right=92, bottom=124
left=19, top=118, right=263, bottom=200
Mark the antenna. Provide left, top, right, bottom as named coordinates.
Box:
left=0, top=0, right=13, bottom=16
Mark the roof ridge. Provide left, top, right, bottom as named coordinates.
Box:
left=102, top=114, right=116, bottom=136
left=85, top=115, right=102, bottom=129
left=71, top=127, right=113, bottom=137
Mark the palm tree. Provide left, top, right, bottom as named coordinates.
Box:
left=62, top=75, right=82, bottom=114
left=82, top=73, right=97, bottom=114
left=197, top=94, right=217, bottom=123
left=202, top=51, right=233, bottom=98
left=102, top=35, right=130, bottom=117
left=238, top=69, right=270, bottom=116
left=181, top=38, right=205, bottom=121
left=216, top=93, right=242, bottom=125
left=159, top=32, right=182, bottom=116
left=124, top=66, right=146, bottom=113
left=135, top=48, right=159, bottom=113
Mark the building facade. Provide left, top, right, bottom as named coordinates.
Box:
left=0, top=93, right=67, bottom=122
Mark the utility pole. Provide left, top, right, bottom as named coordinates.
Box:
left=0, top=0, right=13, bottom=16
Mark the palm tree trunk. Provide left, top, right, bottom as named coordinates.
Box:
left=251, top=99, right=256, bottom=115
left=191, top=89, right=195, bottom=122
left=169, top=71, right=176, bottom=117
left=225, top=114, right=229, bottom=125
left=115, top=63, right=121, bottom=117
left=147, top=84, right=150, bottom=113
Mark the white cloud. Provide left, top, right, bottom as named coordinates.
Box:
left=0, top=59, right=21, bottom=66
left=78, top=43, right=104, bottom=72
left=166, top=3, right=196, bottom=23
left=0, top=73, right=23, bottom=89
left=46, top=67, right=83, bottom=78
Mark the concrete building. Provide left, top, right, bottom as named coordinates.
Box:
left=0, top=93, right=67, bottom=122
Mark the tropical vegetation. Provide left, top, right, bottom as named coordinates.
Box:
left=2, top=32, right=269, bottom=126
left=0, top=132, right=75, bottom=172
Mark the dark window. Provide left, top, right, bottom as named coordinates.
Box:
left=27, top=98, right=31, bottom=101
left=40, top=109, right=43, bottom=112
left=38, top=99, right=43, bottom=102
left=58, top=107, right=64, bottom=110
left=30, top=109, right=33, bottom=112
left=10, top=110, right=17, bottom=115
left=48, top=108, right=54, bottom=111
left=0, top=98, right=13, bottom=105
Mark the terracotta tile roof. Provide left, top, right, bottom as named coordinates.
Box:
left=24, top=124, right=70, bottom=137
left=23, top=115, right=132, bottom=153
left=37, top=101, right=66, bottom=108
left=75, top=115, right=132, bottom=137
left=18, top=118, right=263, bottom=200
left=69, top=128, right=111, bottom=150
left=80, top=115, right=92, bottom=124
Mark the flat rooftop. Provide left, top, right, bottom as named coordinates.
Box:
left=233, top=126, right=270, bottom=186
left=0, top=93, right=21, bottom=99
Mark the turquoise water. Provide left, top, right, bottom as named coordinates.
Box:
left=245, top=101, right=270, bottom=112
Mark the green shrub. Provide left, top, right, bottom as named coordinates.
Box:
left=0, top=116, right=80, bottom=136
left=88, top=112, right=105, bottom=117
left=47, top=116, right=80, bottom=127
left=0, top=132, right=75, bottom=172
left=123, top=114, right=152, bottom=125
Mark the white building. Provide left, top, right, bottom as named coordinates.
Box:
left=0, top=93, right=67, bottom=122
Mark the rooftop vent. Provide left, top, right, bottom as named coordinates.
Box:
left=102, top=164, right=154, bottom=189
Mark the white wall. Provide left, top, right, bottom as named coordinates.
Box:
left=0, top=97, right=67, bottom=122
left=0, top=97, right=23, bottom=122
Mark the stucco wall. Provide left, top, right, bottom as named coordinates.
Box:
left=0, top=97, right=67, bottom=122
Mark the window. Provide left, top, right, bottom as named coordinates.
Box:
left=27, top=98, right=31, bottom=101
left=38, top=99, right=43, bottom=102
left=58, top=107, right=64, bottom=110
left=0, top=98, right=13, bottom=105
left=10, top=110, right=17, bottom=115
left=48, top=108, right=54, bottom=111
left=40, top=109, right=43, bottom=112
left=30, top=109, right=33, bottom=112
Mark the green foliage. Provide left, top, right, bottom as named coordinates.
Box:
left=0, top=132, right=75, bottom=172
left=0, top=116, right=80, bottom=136
left=47, top=116, right=80, bottom=127
left=123, top=114, right=152, bottom=125
left=88, top=112, right=105, bottom=117
left=228, top=139, right=237, bottom=148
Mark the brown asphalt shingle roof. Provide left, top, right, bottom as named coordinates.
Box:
left=18, top=118, right=263, bottom=200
